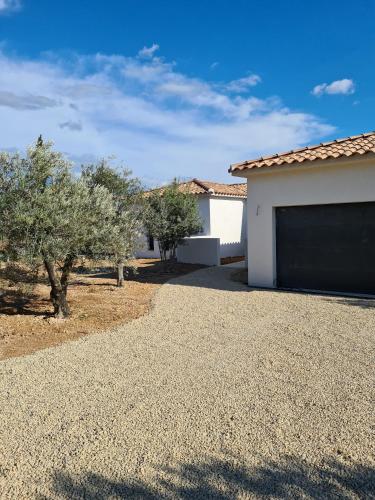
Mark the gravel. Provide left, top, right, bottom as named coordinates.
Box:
left=0, top=265, right=374, bottom=499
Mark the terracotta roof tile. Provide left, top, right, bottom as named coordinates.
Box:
left=229, top=131, right=375, bottom=173
left=145, top=179, right=246, bottom=198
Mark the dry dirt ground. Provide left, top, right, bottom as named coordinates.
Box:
left=0, top=265, right=374, bottom=499
left=220, top=256, right=245, bottom=266
left=0, top=259, right=204, bottom=360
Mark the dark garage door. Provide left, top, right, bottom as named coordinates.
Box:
left=276, top=202, right=375, bottom=295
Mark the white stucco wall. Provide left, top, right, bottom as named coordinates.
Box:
left=209, top=196, right=246, bottom=257
left=197, top=197, right=211, bottom=235
left=177, top=237, right=220, bottom=266
left=136, top=234, right=163, bottom=259
left=240, top=156, right=375, bottom=288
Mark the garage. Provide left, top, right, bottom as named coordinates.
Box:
left=276, top=202, right=375, bottom=294
left=229, top=131, right=375, bottom=295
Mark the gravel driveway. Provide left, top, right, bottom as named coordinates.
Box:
left=0, top=266, right=374, bottom=499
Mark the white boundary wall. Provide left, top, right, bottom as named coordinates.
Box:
left=177, top=237, right=220, bottom=266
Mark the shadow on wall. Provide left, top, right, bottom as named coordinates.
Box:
left=51, top=454, right=374, bottom=499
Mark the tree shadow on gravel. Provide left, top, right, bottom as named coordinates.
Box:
left=86, top=261, right=207, bottom=287
left=51, top=454, right=375, bottom=499
left=321, top=296, right=375, bottom=310
left=75, top=259, right=247, bottom=292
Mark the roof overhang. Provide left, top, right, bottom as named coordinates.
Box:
left=229, top=151, right=375, bottom=178
left=196, top=192, right=247, bottom=199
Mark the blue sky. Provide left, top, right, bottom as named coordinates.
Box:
left=0, top=0, right=374, bottom=185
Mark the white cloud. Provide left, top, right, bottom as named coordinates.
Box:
left=137, top=43, right=160, bottom=59
left=210, top=62, right=219, bottom=70
left=312, top=78, right=355, bottom=96
left=0, top=0, right=21, bottom=13
left=0, top=50, right=334, bottom=185
left=122, top=57, right=173, bottom=83
left=121, top=58, right=263, bottom=117
left=226, top=74, right=261, bottom=93
left=0, top=90, right=58, bottom=109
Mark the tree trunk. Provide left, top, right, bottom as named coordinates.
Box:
left=170, top=245, right=177, bottom=262
left=159, top=247, right=165, bottom=261
left=159, top=244, right=168, bottom=261
left=43, top=259, right=70, bottom=318
left=117, top=261, right=125, bottom=287
left=61, top=254, right=75, bottom=296
left=43, top=255, right=75, bottom=319
left=50, top=285, right=70, bottom=319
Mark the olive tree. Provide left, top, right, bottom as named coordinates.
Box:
left=0, top=137, right=115, bottom=318
left=145, top=180, right=202, bottom=261
left=82, top=160, right=143, bottom=287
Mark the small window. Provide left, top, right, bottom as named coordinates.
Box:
left=147, top=234, right=154, bottom=251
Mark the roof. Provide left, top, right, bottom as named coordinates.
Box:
left=230, top=131, right=375, bottom=173
left=146, top=179, right=247, bottom=198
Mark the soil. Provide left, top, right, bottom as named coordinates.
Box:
left=0, top=259, right=205, bottom=361
left=220, top=256, right=245, bottom=265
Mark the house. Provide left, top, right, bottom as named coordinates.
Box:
left=230, top=131, right=375, bottom=296
left=137, top=179, right=247, bottom=265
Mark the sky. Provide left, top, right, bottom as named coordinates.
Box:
left=0, top=0, right=374, bottom=186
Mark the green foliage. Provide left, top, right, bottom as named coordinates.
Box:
left=145, top=179, right=202, bottom=260
left=82, top=159, right=143, bottom=285
left=0, top=141, right=114, bottom=265
left=82, top=160, right=142, bottom=209
left=0, top=138, right=116, bottom=316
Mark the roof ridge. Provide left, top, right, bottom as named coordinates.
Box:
left=192, top=178, right=211, bottom=192
left=194, top=179, right=246, bottom=186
